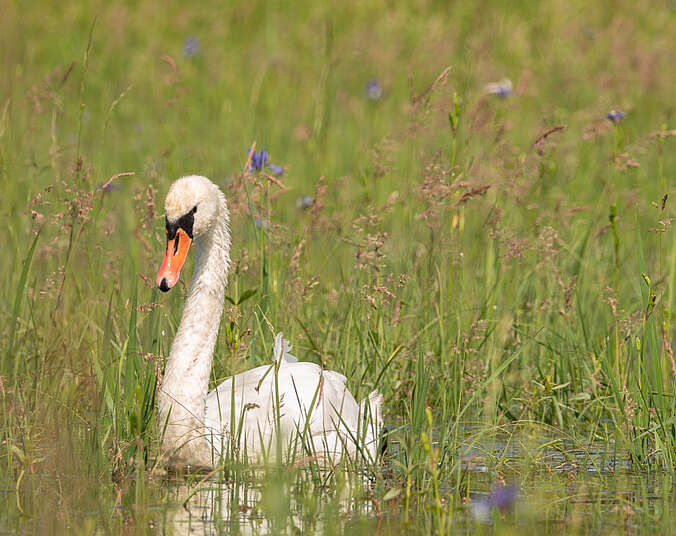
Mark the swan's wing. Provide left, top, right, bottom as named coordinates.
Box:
left=322, top=369, right=347, bottom=388
left=204, top=364, right=278, bottom=454
left=204, top=360, right=379, bottom=462
left=273, top=332, right=298, bottom=363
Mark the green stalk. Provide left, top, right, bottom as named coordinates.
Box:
left=8, top=232, right=39, bottom=382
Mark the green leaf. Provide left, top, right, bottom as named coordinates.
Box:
left=237, top=287, right=258, bottom=305
left=9, top=231, right=40, bottom=379
left=124, top=282, right=138, bottom=407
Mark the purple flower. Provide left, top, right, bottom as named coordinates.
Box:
left=606, top=110, right=625, bottom=124
left=255, top=213, right=269, bottom=229
left=247, top=148, right=284, bottom=175
left=250, top=148, right=268, bottom=171
left=96, top=181, right=122, bottom=193
left=487, top=485, right=519, bottom=509
left=183, top=36, right=200, bottom=59
left=366, top=79, right=383, bottom=100
left=470, top=485, right=519, bottom=522
left=484, top=78, right=513, bottom=98
left=296, top=195, right=313, bottom=210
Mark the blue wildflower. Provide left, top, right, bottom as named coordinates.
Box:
left=255, top=213, right=269, bottom=230
left=96, top=181, right=122, bottom=193
left=487, top=485, right=519, bottom=509
left=366, top=78, right=383, bottom=100
left=183, top=36, right=200, bottom=59
left=296, top=195, right=313, bottom=210
left=484, top=78, right=513, bottom=98
left=470, top=485, right=519, bottom=522
left=606, top=110, right=625, bottom=124
left=247, top=148, right=284, bottom=175
left=250, top=149, right=268, bottom=172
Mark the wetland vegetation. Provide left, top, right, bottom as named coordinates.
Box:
left=1, top=1, right=676, bottom=533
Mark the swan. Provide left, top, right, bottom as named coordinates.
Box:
left=155, top=175, right=383, bottom=469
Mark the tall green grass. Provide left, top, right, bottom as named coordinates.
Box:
left=2, top=0, right=676, bottom=533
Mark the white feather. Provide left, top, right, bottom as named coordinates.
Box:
left=273, top=332, right=298, bottom=363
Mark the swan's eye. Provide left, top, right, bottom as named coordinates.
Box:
left=192, top=205, right=197, bottom=214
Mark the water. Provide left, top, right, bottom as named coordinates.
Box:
left=3, top=428, right=675, bottom=535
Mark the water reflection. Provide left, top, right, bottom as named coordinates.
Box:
left=164, top=468, right=378, bottom=535
left=5, top=427, right=675, bottom=535
left=166, top=480, right=263, bottom=535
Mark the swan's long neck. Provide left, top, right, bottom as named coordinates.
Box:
left=158, top=194, right=230, bottom=468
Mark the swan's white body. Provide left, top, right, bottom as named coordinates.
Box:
left=156, top=176, right=382, bottom=469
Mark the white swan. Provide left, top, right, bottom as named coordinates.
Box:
left=155, top=175, right=383, bottom=469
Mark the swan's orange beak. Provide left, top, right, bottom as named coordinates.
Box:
left=156, top=228, right=192, bottom=292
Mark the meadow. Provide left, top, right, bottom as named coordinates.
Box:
left=1, top=0, right=676, bottom=533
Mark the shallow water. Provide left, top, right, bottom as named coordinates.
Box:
left=3, top=428, right=675, bottom=535
left=166, top=429, right=676, bottom=535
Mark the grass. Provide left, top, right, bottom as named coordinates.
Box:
left=2, top=0, right=676, bottom=533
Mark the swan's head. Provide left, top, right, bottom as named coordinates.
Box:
left=156, top=175, right=223, bottom=292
